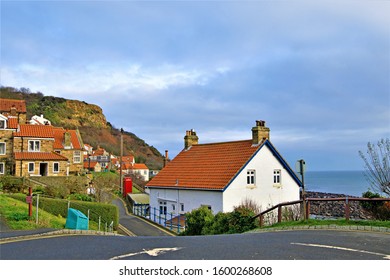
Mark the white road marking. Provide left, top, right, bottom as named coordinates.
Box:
left=110, top=247, right=182, bottom=260
left=291, top=242, right=390, bottom=259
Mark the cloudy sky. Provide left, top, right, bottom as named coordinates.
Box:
left=1, top=0, right=389, bottom=171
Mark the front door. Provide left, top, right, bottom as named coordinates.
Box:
left=39, top=163, right=48, bottom=176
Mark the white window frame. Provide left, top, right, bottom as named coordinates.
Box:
left=159, top=201, right=167, bottom=215
left=73, top=151, right=81, bottom=163
left=0, top=142, right=5, bottom=155
left=28, top=162, right=35, bottom=173
left=53, top=162, right=60, bottom=173
left=0, top=162, right=4, bottom=174
left=28, top=140, right=40, bottom=152
left=0, top=119, right=6, bottom=129
left=273, top=169, right=282, bottom=185
left=247, top=169, right=256, bottom=185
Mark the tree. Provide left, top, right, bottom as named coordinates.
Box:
left=359, top=138, right=390, bottom=196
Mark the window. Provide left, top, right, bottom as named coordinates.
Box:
left=274, top=169, right=281, bottom=184
left=180, top=203, right=185, bottom=212
left=73, top=151, right=81, bottom=163
left=247, top=169, right=255, bottom=185
left=28, top=140, right=40, bottom=152
left=53, top=162, right=59, bottom=173
left=159, top=201, right=167, bottom=215
left=28, top=162, right=35, bottom=173
left=172, top=204, right=176, bottom=211
left=0, top=143, right=5, bottom=155
left=0, top=120, right=5, bottom=129
left=0, top=163, right=4, bottom=174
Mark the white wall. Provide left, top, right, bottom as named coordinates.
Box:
left=148, top=188, right=223, bottom=215
left=223, top=144, right=300, bottom=212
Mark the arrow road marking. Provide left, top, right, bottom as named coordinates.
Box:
left=291, top=242, right=390, bottom=259
left=110, top=247, right=182, bottom=260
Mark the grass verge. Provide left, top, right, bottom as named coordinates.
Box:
left=259, top=219, right=390, bottom=229
left=0, top=195, right=100, bottom=231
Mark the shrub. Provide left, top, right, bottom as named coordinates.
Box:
left=227, top=206, right=257, bottom=234
left=183, top=206, right=214, bottom=236
left=183, top=204, right=257, bottom=236
left=361, top=191, right=384, bottom=211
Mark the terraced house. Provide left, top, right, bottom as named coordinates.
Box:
left=0, top=98, right=85, bottom=177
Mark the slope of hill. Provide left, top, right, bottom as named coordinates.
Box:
left=0, top=86, right=164, bottom=170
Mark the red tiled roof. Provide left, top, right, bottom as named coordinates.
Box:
left=14, top=152, right=68, bottom=161
left=7, top=117, right=18, bottom=129
left=53, top=127, right=83, bottom=149
left=146, top=140, right=261, bottom=190
left=123, top=163, right=149, bottom=170
left=84, top=161, right=99, bottom=168
left=14, top=124, right=54, bottom=138
left=0, top=98, right=26, bottom=113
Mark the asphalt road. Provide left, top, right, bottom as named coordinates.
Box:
left=1, top=230, right=389, bottom=260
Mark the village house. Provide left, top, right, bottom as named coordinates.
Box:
left=123, top=163, right=150, bottom=181
left=146, top=120, right=302, bottom=216
left=0, top=98, right=85, bottom=177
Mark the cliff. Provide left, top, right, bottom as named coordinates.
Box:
left=0, top=86, right=164, bottom=170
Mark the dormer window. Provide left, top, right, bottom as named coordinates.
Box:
left=28, top=140, right=40, bottom=152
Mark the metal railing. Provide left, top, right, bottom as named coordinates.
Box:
left=133, top=204, right=185, bottom=234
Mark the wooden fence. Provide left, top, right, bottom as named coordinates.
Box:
left=255, top=197, right=390, bottom=227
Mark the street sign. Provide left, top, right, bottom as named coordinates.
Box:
left=26, top=195, right=33, bottom=204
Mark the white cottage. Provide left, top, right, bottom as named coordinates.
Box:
left=146, top=121, right=301, bottom=215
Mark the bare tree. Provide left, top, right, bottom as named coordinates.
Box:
left=359, top=138, right=390, bottom=196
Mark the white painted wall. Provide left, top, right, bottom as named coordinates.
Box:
left=148, top=188, right=223, bottom=215
left=223, top=144, right=300, bottom=212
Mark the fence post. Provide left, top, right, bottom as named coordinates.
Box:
left=306, top=200, right=310, bottom=220
left=345, top=196, right=350, bottom=221
left=98, top=216, right=101, bottom=231
left=259, top=214, right=264, bottom=227
left=178, top=215, right=181, bottom=234
left=36, top=194, right=39, bottom=225
left=278, top=205, right=282, bottom=223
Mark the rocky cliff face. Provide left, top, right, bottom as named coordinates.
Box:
left=64, top=100, right=108, bottom=128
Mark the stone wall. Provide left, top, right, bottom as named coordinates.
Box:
left=306, top=191, right=374, bottom=220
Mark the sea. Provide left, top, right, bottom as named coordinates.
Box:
left=303, top=170, right=371, bottom=197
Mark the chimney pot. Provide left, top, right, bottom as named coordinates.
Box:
left=184, top=129, right=199, bottom=149
left=252, top=120, right=270, bottom=145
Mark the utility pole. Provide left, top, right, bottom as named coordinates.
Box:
left=120, top=128, right=124, bottom=195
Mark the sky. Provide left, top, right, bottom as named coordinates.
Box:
left=1, top=0, right=389, bottom=171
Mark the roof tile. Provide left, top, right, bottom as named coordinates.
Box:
left=14, top=152, right=69, bottom=161
left=147, top=140, right=261, bottom=190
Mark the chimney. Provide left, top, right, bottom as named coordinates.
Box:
left=184, top=129, right=199, bottom=150
left=64, top=130, right=72, bottom=148
left=163, top=150, right=169, bottom=167
left=251, top=120, right=270, bottom=145
left=10, top=105, right=17, bottom=116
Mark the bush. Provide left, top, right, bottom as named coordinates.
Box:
left=361, top=191, right=389, bottom=220
left=183, top=206, right=214, bottom=236
left=183, top=204, right=257, bottom=236
left=227, top=206, right=257, bottom=234
left=0, top=176, right=25, bottom=193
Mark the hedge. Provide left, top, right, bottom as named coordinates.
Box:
left=7, top=193, right=119, bottom=229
